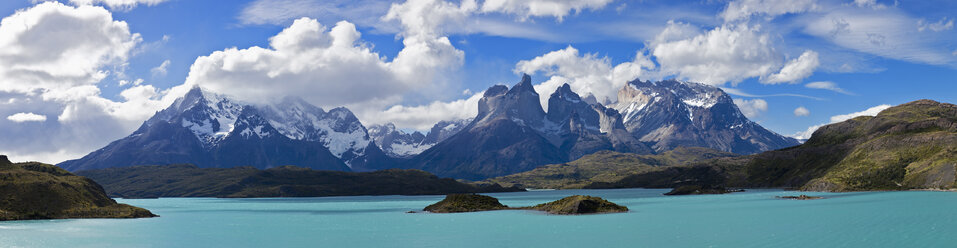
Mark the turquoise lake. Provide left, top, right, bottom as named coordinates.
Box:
left=2, top=188, right=956, bottom=247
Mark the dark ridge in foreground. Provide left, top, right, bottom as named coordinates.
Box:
left=422, top=194, right=627, bottom=215
left=76, top=164, right=523, bottom=198
left=0, top=155, right=155, bottom=221
left=663, top=185, right=736, bottom=195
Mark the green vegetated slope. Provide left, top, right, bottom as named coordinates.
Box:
left=748, top=99, right=957, bottom=191
left=486, top=99, right=957, bottom=192
left=483, top=147, right=739, bottom=189
left=0, top=156, right=155, bottom=221
left=77, top=164, right=522, bottom=198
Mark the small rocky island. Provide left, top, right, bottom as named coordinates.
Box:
left=422, top=194, right=627, bottom=215
left=524, top=195, right=628, bottom=215
left=423, top=194, right=510, bottom=213
left=777, top=195, right=823, bottom=200
left=664, top=185, right=737, bottom=195
left=0, top=155, right=156, bottom=221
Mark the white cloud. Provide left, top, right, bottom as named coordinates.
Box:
left=721, top=87, right=824, bottom=100
left=370, top=91, right=484, bottom=130
left=67, top=0, right=169, bottom=10
left=0, top=2, right=175, bottom=163
left=792, top=104, right=891, bottom=139
left=515, top=46, right=654, bottom=108
left=649, top=20, right=701, bottom=48
left=805, top=81, right=852, bottom=94
left=762, top=50, right=819, bottom=84
left=733, top=98, right=768, bottom=118
left=652, top=24, right=782, bottom=85
left=828, top=104, right=890, bottom=123
left=6, top=112, right=47, bottom=122
left=118, top=78, right=144, bottom=86
left=793, top=106, right=810, bottom=117
left=185, top=18, right=406, bottom=108
left=802, top=8, right=956, bottom=66
left=480, top=0, right=615, bottom=21
left=852, top=0, right=888, bottom=10
left=918, top=18, right=954, bottom=32
left=0, top=2, right=139, bottom=95
left=150, top=59, right=170, bottom=77
left=721, top=0, right=819, bottom=22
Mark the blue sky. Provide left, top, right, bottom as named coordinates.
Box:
left=0, top=0, right=955, bottom=162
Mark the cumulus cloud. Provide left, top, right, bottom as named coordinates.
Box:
left=185, top=18, right=405, bottom=107
left=0, top=2, right=173, bottom=163
left=793, top=106, right=810, bottom=117
left=805, top=81, right=852, bottom=95
left=7, top=112, right=47, bottom=122
left=652, top=24, right=783, bottom=85
left=0, top=2, right=139, bottom=95
left=762, top=50, right=819, bottom=84
left=733, top=98, right=768, bottom=118
left=480, top=0, right=615, bottom=21
left=918, top=18, right=954, bottom=32
left=514, top=46, right=654, bottom=108
left=720, top=0, right=819, bottom=22
left=150, top=59, right=170, bottom=77
left=792, top=104, right=891, bottom=140
left=68, top=0, right=169, bottom=10
left=649, top=20, right=701, bottom=48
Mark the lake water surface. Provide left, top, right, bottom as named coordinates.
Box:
left=2, top=188, right=956, bottom=247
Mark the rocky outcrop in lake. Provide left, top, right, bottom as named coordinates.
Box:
left=0, top=155, right=155, bottom=221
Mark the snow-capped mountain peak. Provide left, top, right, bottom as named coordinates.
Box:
left=139, top=87, right=381, bottom=169
left=613, top=78, right=799, bottom=154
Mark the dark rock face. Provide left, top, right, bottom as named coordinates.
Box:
left=408, top=76, right=652, bottom=180
left=527, top=195, right=628, bottom=215
left=59, top=87, right=393, bottom=172
left=411, top=118, right=566, bottom=180
left=545, top=83, right=653, bottom=160
left=613, top=79, right=800, bottom=154
left=0, top=159, right=155, bottom=221
left=423, top=194, right=509, bottom=213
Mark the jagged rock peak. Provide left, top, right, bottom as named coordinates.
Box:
left=551, top=83, right=581, bottom=103
left=507, top=74, right=536, bottom=95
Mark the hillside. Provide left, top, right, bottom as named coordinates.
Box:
left=483, top=147, right=738, bottom=189
left=488, top=100, right=957, bottom=192
left=76, top=165, right=523, bottom=198
left=746, top=99, right=957, bottom=191
left=0, top=156, right=155, bottom=221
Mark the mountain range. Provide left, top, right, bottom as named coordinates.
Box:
left=59, top=75, right=798, bottom=180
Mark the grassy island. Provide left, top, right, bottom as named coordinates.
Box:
left=423, top=194, right=627, bottom=215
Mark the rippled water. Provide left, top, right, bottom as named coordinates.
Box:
left=2, top=189, right=955, bottom=247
